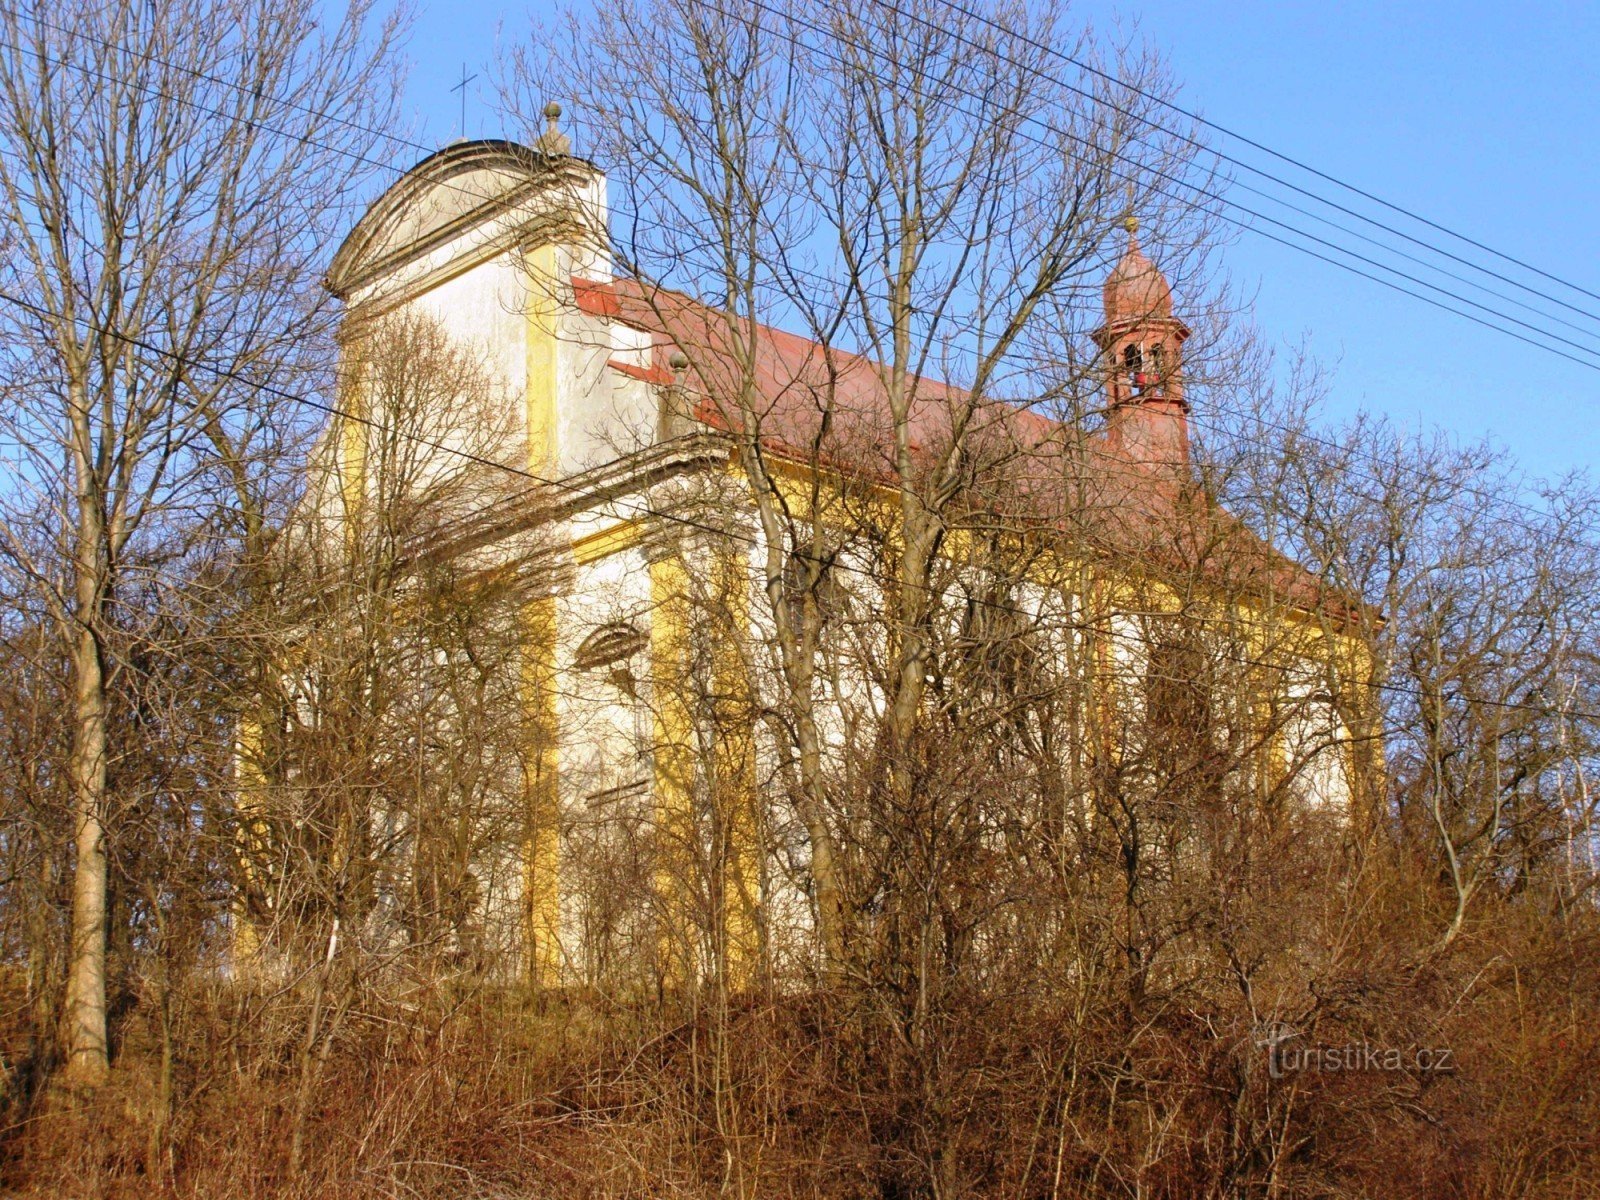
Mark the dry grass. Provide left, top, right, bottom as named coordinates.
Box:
left=5, top=900, right=1598, bottom=1200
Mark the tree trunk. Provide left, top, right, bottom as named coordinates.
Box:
left=63, top=481, right=110, bottom=1085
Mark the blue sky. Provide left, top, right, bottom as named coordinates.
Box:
left=380, top=0, right=1600, bottom=483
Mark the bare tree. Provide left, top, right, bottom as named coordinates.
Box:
left=509, top=0, right=1222, bottom=983
left=1216, top=407, right=1600, bottom=944
left=0, top=0, right=1592, bottom=1191
left=220, top=311, right=542, bottom=1175
left=0, top=0, right=402, bottom=1085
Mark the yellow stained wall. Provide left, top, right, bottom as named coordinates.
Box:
left=524, top=242, right=558, bottom=473
left=645, top=544, right=764, bottom=989
left=570, top=461, right=1369, bottom=988
left=521, top=594, right=562, bottom=984
left=521, top=243, right=563, bottom=984
left=711, top=544, right=761, bottom=987
left=338, top=403, right=366, bottom=539
left=1081, top=568, right=1371, bottom=810
left=230, top=717, right=266, bottom=963
left=316, top=235, right=1370, bottom=982
left=649, top=550, right=696, bottom=985
left=753, top=453, right=1372, bottom=807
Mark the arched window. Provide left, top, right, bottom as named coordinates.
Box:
left=574, top=623, right=648, bottom=695
left=1123, top=342, right=1146, bottom=392
left=574, top=623, right=651, bottom=798
left=1149, top=343, right=1166, bottom=381
left=574, top=623, right=648, bottom=669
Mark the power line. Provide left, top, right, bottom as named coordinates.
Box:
left=5, top=15, right=1598, bottom=570
left=19, top=7, right=1600, bottom=363
left=717, top=0, right=1600, bottom=369
left=15, top=5, right=1600, bottom=550
left=911, top=0, right=1600, bottom=310
left=4, top=280, right=1597, bottom=731
left=884, top=0, right=1600, bottom=337
left=677, top=0, right=1600, bottom=543
left=7, top=14, right=1600, bottom=727
left=14, top=3, right=1600, bottom=382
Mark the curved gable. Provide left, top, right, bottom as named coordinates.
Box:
left=327, top=139, right=592, bottom=300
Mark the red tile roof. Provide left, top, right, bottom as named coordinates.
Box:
left=573, top=275, right=1369, bottom=627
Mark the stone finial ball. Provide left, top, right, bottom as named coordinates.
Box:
left=544, top=101, right=562, bottom=121
left=669, top=351, right=689, bottom=371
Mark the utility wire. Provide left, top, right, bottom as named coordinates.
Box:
left=868, top=0, right=1600, bottom=337
left=4, top=278, right=1598, bottom=730
left=15, top=5, right=1600, bottom=377
left=4, top=20, right=1600, bottom=573
left=718, top=0, right=1600, bottom=368
left=12, top=14, right=1600, bottom=582
left=7, top=17, right=1600, bottom=725
left=834, top=0, right=1600, bottom=334
left=19, top=8, right=1600, bottom=359
left=910, top=0, right=1600, bottom=310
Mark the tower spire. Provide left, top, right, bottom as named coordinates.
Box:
left=1092, top=218, right=1193, bottom=472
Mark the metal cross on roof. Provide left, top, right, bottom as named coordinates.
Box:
left=451, top=63, right=478, bottom=138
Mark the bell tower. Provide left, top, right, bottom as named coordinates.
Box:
left=1092, top=216, right=1192, bottom=471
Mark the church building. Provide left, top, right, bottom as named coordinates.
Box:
left=281, top=119, right=1370, bottom=988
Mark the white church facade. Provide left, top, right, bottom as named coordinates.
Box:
left=275, top=126, right=1366, bottom=989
